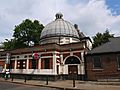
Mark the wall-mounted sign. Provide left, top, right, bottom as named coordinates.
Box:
left=5, top=53, right=11, bottom=64
left=32, top=53, right=39, bottom=60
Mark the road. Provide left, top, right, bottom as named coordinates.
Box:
left=0, top=81, right=59, bottom=90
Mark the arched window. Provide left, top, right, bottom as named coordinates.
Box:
left=65, top=56, right=80, bottom=64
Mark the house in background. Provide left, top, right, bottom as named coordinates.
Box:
left=86, top=37, right=120, bottom=81
left=0, top=13, right=92, bottom=80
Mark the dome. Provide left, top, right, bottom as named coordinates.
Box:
left=40, top=13, right=80, bottom=44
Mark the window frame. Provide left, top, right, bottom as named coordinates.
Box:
left=42, top=58, right=52, bottom=69
left=44, top=59, right=50, bottom=69
left=92, top=56, right=102, bottom=69
left=17, top=60, right=26, bottom=69
left=117, top=55, right=120, bottom=68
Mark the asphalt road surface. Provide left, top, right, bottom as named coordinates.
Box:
left=0, top=81, right=59, bottom=90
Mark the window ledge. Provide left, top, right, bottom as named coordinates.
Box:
left=92, top=69, right=103, bottom=71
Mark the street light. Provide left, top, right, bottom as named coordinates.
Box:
left=5, top=52, right=11, bottom=80
left=27, top=41, right=34, bottom=81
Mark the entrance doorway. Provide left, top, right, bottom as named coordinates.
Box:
left=68, top=65, right=78, bottom=75
left=65, top=56, right=80, bottom=79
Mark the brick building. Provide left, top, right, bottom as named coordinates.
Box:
left=0, top=13, right=92, bottom=80
left=86, top=37, right=120, bottom=81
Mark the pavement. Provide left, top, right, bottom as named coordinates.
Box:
left=0, top=78, right=120, bottom=90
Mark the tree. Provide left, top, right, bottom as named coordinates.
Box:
left=2, top=39, right=16, bottom=50
left=2, top=19, right=44, bottom=50
left=92, top=30, right=114, bottom=48
left=13, top=19, right=44, bottom=46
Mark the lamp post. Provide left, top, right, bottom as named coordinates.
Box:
left=5, top=52, right=11, bottom=80
left=28, top=41, right=34, bottom=81
left=29, top=41, right=34, bottom=67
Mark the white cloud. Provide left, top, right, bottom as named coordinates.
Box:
left=0, top=0, right=120, bottom=43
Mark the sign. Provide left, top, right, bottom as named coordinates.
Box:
left=5, top=53, right=10, bottom=64
left=32, top=53, right=39, bottom=60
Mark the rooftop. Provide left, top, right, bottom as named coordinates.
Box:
left=87, top=37, right=120, bottom=54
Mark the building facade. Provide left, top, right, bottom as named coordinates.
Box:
left=86, top=37, right=120, bottom=81
left=0, top=13, right=92, bottom=80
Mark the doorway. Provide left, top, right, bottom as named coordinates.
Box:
left=65, top=56, right=80, bottom=80
left=68, top=65, right=78, bottom=75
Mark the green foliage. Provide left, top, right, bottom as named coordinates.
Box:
left=2, top=39, right=15, bottom=50
left=92, top=30, right=114, bottom=48
left=2, top=19, right=44, bottom=50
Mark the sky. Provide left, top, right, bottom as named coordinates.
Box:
left=0, top=0, right=120, bottom=44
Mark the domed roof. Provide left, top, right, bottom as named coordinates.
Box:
left=40, top=13, right=80, bottom=39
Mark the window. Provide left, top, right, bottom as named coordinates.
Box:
left=17, top=56, right=19, bottom=58
left=44, top=59, right=50, bottom=69
left=65, top=56, right=80, bottom=64
left=17, top=60, right=26, bottom=69
left=117, top=55, right=120, bottom=68
left=41, top=59, right=52, bottom=69
left=29, top=55, right=32, bottom=57
left=11, top=56, right=15, bottom=59
left=93, top=56, right=102, bottom=69
left=24, top=55, right=27, bottom=58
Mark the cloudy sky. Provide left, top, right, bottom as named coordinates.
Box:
left=0, top=0, right=120, bottom=43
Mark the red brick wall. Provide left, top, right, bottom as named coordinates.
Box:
left=63, top=53, right=70, bottom=60
left=29, top=59, right=32, bottom=69
left=73, top=52, right=81, bottom=59
left=41, top=53, right=53, bottom=57
left=50, top=58, right=53, bottom=69
left=86, top=54, right=120, bottom=81
left=0, top=61, right=5, bottom=69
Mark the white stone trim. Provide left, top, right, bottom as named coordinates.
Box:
left=80, top=63, right=85, bottom=75
left=10, top=69, right=56, bottom=75
left=81, top=52, right=84, bottom=62
left=53, top=53, right=57, bottom=74
left=26, top=59, right=29, bottom=69
left=14, top=60, right=17, bottom=69
left=38, top=58, right=41, bottom=69
left=63, top=55, right=82, bottom=64
left=41, top=56, right=53, bottom=58
left=62, top=50, right=84, bottom=54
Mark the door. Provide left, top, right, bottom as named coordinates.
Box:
left=68, top=65, right=78, bottom=75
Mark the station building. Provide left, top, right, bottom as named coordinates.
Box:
left=0, top=13, right=92, bottom=80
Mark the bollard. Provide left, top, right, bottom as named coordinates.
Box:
left=73, top=78, right=75, bottom=87
left=46, top=75, right=48, bottom=85
left=73, top=75, right=75, bottom=87
left=24, top=76, right=26, bottom=83
left=11, top=75, right=14, bottom=81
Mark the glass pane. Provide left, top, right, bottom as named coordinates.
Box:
left=117, top=55, right=120, bottom=68
left=93, top=56, right=102, bottom=69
